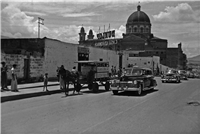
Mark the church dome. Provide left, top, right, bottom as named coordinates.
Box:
left=127, top=5, right=150, bottom=24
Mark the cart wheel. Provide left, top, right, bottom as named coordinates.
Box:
left=92, top=83, right=99, bottom=92
left=105, top=81, right=110, bottom=91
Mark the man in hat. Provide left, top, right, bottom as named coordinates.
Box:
left=1, top=62, right=8, bottom=91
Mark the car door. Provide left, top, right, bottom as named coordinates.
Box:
left=144, top=69, right=152, bottom=87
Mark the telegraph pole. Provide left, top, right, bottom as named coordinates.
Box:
left=38, top=17, right=44, bottom=38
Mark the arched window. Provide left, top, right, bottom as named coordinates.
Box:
left=134, top=27, right=137, bottom=33
left=146, top=28, right=149, bottom=33
left=140, top=27, right=144, bottom=33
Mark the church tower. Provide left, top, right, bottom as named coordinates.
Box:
left=87, top=29, right=94, bottom=39
left=79, top=27, right=86, bottom=43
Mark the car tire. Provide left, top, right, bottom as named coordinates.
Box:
left=92, top=83, right=99, bottom=93
left=105, top=81, right=110, bottom=91
left=138, top=84, right=143, bottom=96
left=112, top=90, right=118, bottom=95
left=162, top=80, right=165, bottom=83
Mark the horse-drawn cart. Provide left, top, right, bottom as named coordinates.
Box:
left=75, top=61, right=110, bottom=92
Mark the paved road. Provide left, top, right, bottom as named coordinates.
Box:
left=1, top=78, right=200, bottom=134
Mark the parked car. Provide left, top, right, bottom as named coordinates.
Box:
left=178, top=70, right=188, bottom=80
left=110, top=67, right=157, bottom=95
left=187, top=71, right=195, bottom=78
left=161, top=69, right=181, bottom=83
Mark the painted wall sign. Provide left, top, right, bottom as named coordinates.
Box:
left=95, top=40, right=118, bottom=47
left=78, top=47, right=90, bottom=54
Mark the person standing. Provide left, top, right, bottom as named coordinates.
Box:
left=43, top=73, right=49, bottom=92
left=58, top=65, right=66, bottom=91
left=11, top=64, right=18, bottom=92
left=1, top=62, right=8, bottom=91
left=87, top=66, right=95, bottom=90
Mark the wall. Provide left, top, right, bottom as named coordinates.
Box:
left=89, top=47, right=120, bottom=71
left=1, top=53, right=44, bottom=80
left=44, top=38, right=78, bottom=78
left=125, top=56, right=160, bottom=70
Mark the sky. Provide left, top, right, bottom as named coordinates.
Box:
left=1, top=0, right=200, bottom=58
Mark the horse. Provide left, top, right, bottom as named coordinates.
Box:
left=57, top=67, right=81, bottom=96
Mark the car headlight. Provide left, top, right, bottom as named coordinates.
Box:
left=133, top=80, right=137, bottom=84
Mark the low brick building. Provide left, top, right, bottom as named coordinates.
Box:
left=1, top=37, right=122, bottom=82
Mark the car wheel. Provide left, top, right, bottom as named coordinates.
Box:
left=92, top=83, right=99, bottom=93
left=138, top=84, right=143, bottom=96
left=112, top=90, right=118, bottom=95
left=162, top=80, right=165, bottom=83
left=105, top=81, right=110, bottom=91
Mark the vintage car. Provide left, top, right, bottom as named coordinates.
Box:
left=161, top=69, right=180, bottom=83
left=110, top=67, right=157, bottom=95
left=178, top=70, right=188, bottom=80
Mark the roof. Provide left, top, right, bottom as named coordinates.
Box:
left=127, top=5, right=150, bottom=24
left=74, top=60, right=109, bottom=64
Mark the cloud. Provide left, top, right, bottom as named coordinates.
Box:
left=1, top=4, right=38, bottom=38
left=61, top=12, right=100, bottom=17
left=115, top=25, right=126, bottom=38
left=153, top=3, right=200, bottom=23
left=24, top=11, right=47, bottom=16
left=182, top=47, right=200, bottom=58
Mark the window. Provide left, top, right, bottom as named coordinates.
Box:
left=134, top=27, right=137, bottom=33
left=146, top=28, right=149, bottom=33
left=141, top=27, right=144, bottom=33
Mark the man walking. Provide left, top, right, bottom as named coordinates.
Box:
left=1, top=62, right=8, bottom=91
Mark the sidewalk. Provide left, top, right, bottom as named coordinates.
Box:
left=1, top=81, right=80, bottom=102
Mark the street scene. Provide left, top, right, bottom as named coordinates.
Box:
left=1, top=78, right=200, bottom=134
left=1, top=0, right=200, bottom=134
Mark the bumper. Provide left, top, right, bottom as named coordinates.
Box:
left=161, top=78, right=177, bottom=82
left=110, top=86, right=139, bottom=91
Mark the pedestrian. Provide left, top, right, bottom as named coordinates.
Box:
left=111, top=66, right=114, bottom=76
left=43, top=73, right=49, bottom=92
left=1, top=62, right=8, bottom=91
left=11, top=64, right=18, bottom=92
left=87, top=66, right=95, bottom=90
left=58, top=65, right=66, bottom=91
left=114, top=66, right=117, bottom=75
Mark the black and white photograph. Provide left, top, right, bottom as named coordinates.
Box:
left=1, top=0, right=200, bottom=133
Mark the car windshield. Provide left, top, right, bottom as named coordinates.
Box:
left=179, top=70, right=186, bottom=74
left=167, top=70, right=177, bottom=74
left=166, top=73, right=175, bottom=76
left=131, top=68, right=143, bottom=76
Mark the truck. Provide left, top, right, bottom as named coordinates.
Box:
left=75, top=60, right=110, bottom=92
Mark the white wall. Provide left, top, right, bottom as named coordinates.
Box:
left=44, top=38, right=78, bottom=78
left=127, top=56, right=160, bottom=70
left=89, top=47, right=119, bottom=71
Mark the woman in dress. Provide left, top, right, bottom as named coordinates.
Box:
left=11, top=64, right=18, bottom=92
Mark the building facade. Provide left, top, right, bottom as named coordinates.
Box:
left=78, top=4, right=187, bottom=70
left=1, top=37, right=123, bottom=82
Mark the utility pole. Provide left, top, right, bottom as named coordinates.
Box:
left=38, top=17, right=44, bottom=38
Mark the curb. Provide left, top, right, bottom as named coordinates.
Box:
left=1, top=86, right=88, bottom=103
left=1, top=89, right=62, bottom=103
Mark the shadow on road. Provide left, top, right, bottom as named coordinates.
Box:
left=82, top=89, right=110, bottom=94
left=113, top=89, right=159, bottom=97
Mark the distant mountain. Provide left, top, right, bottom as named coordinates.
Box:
left=1, top=35, right=12, bottom=39
left=188, top=55, right=200, bottom=64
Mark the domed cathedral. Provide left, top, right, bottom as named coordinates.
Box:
left=78, top=4, right=187, bottom=69
left=125, top=4, right=151, bottom=37
left=121, top=4, right=169, bottom=66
